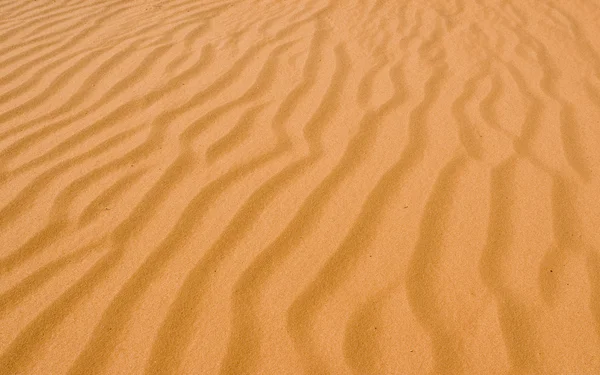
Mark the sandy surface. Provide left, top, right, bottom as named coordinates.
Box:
left=1, top=0, right=600, bottom=374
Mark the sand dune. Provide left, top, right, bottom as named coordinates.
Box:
left=1, top=0, right=600, bottom=374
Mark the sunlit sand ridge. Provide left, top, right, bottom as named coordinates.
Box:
left=1, top=0, right=600, bottom=374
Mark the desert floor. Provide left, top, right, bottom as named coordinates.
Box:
left=1, top=0, right=600, bottom=374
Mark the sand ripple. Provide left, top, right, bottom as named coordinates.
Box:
left=1, top=0, right=600, bottom=374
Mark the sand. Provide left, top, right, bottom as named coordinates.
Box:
left=1, top=0, right=600, bottom=374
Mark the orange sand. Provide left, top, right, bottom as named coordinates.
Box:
left=2, top=0, right=600, bottom=374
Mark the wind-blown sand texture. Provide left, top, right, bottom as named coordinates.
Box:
left=1, top=0, right=600, bottom=374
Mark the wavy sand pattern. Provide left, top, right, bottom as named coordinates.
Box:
left=1, top=0, right=600, bottom=374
